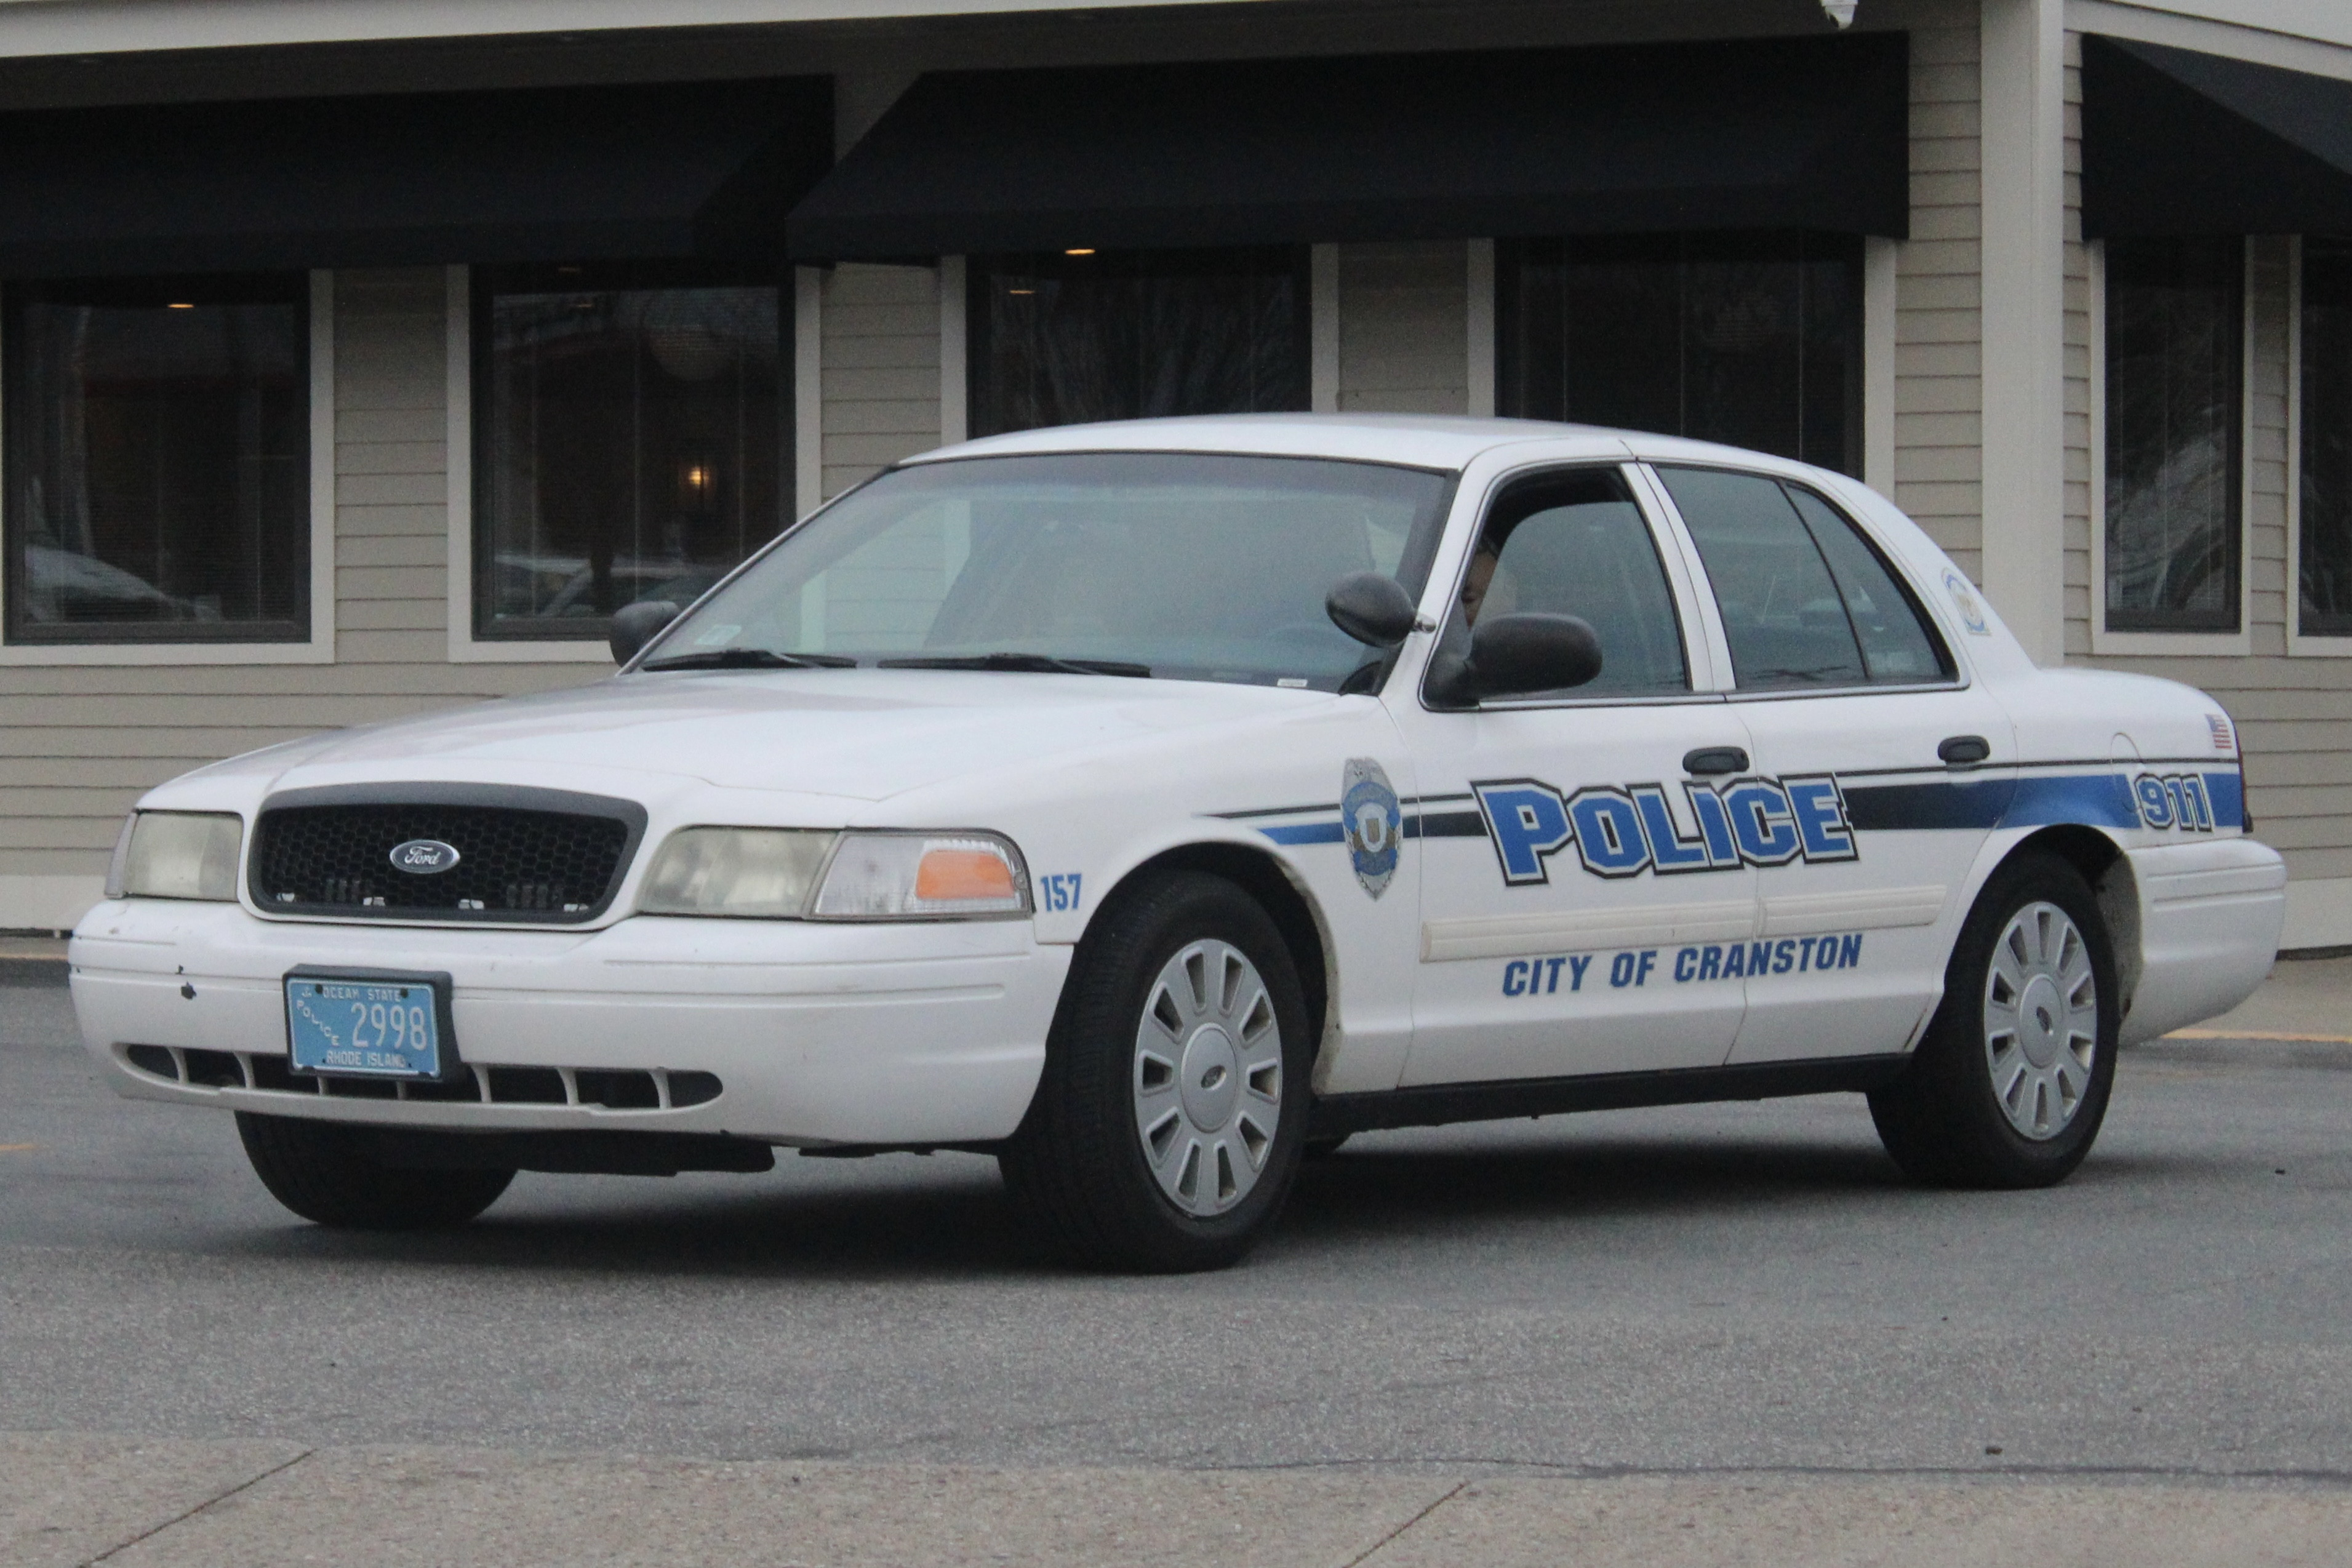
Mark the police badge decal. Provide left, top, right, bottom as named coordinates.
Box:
left=1342, top=758, right=1404, bottom=899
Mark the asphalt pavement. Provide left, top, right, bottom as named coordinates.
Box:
left=6, top=959, right=2351, bottom=1564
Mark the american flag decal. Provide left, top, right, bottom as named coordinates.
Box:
left=2207, top=713, right=2234, bottom=753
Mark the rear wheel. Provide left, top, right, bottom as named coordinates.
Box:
left=1869, top=851, right=2119, bottom=1188
left=236, top=1112, right=514, bottom=1230
left=1001, top=871, right=1311, bottom=1272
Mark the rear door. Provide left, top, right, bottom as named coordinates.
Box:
left=1644, top=463, right=2016, bottom=1063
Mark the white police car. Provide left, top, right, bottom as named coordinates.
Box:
left=71, top=414, right=2286, bottom=1271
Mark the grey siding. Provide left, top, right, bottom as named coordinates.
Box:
left=820, top=263, right=942, bottom=501
left=1894, top=9, right=1983, bottom=580
left=1337, top=242, right=1468, bottom=415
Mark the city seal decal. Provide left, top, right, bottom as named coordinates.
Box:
left=1341, top=758, right=1403, bottom=900
left=1942, top=568, right=1991, bottom=636
left=390, top=839, right=462, bottom=874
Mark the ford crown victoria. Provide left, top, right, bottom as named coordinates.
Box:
left=71, top=415, right=2287, bottom=1271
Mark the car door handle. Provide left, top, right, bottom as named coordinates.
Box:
left=1938, top=735, right=1992, bottom=766
left=1682, top=746, right=1749, bottom=777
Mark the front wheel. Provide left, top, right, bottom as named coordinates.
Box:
left=236, top=1112, right=514, bottom=1230
left=1000, top=871, right=1311, bottom=1272
left=1869, top=851, right=2119, bottom=1188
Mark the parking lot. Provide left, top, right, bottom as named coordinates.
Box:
left=7, top=962, right=2352, bottom=1563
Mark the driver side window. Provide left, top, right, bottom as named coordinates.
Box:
left=1463, top=467, right=1689, bottom=698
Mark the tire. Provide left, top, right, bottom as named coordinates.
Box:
left=236, top=1111, right=514, bottom=1230
left=1000, top=871, right=1312, bottom=1273
left=1869, top=850, right=2120, bottom=1188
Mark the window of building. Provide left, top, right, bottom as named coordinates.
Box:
left=968, top=247, right=1308, bottom=438
left=1658, top=465, right=1950, bottom=690
left=2103, top=236, right=2244, bottom=634
left=2300, top=236, right=2352, bottom=638
left=1497, top=233, right=1862, bottom=476
left=4, top=274, right=311, bottom=644
left=473, top=262, right=786, bottom=640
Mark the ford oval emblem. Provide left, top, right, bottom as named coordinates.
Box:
left=390, top=839, right=462, bottom=874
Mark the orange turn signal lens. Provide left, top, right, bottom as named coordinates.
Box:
left=916, top=847, right=1018, bottom=902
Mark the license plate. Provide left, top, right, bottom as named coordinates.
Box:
left=284, top=969, right=452, bottom=1079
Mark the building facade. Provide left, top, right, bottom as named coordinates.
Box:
left=2, top=0, right=2350, bottom=946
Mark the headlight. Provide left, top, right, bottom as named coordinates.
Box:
left=108, top=812, right=243, bottom=902
left=637, top=828, right=833, bottom=918
left=813, top=832, right=1030, bottom=919
left=636, top=827, right=1031, bottom=920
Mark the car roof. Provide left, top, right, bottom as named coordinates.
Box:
left=905, top=412, right=1626, bottom=471
left=902, top=413, right=1851, bottom=488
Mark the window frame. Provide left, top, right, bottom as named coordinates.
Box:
left=964, top=246, right=1313, bottom=441
left=1641, top=460, right=1963, bottom=703
left=451, top=260, right=793, bottom=661
left=2088, top=236, right=2256, bottom=657
left=0, top=270, right=335, bottom=666
left=1494, top=230, right=1866, bottom=479
left=2287, top=234, right=2352, bottom=658
left=1419, top=460, right=1726, bottom=713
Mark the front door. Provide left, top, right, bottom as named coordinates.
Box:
left=1394, top=463, right=1758, bottom=1087
left=1644, top=463, right=2017, bottom=1063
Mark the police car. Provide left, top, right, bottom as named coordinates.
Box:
left=71, top=414, right=2286, bottom=1271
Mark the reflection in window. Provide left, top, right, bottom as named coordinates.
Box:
left=1660, top=466, right=1948, bottom=690
left=1500, top=233, right=1861, bottom=475
left=475, top=264, right=785, bottom=639
left=2104, top=237, right=2242, bottom=633
left=1470, top=468, right=1687, bottom=697
left=2301, top=237, right=2352, bottom=637
left=4, top=276, right=309, bottom=643
left=970, top=249, right=1308, bottom=437
left=663, top=452, right=1449, bottom=691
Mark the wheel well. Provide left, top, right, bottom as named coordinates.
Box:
left=1100, top=842, right=1334, bottom=1074
left=2001, top=825, right=2143, bottom=1016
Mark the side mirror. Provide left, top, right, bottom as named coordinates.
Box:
left=1427, top=612, right=1603, bottom=704
left=609, top=599, right=681, bottom=665
left=1326, top=572, right=1421, bottom=646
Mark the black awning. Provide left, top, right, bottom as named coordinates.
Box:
left=0, top=76, right=832, bottom=277
left=2084, top=36, right=2352, bottom=238
left=787, top=33, right=1908, bottom=262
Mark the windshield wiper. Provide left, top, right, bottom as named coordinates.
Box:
left=878, top=652, right=1152, bottom=678
left=639, top=648, right=858, bottom=671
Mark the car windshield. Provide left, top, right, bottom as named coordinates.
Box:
left=647, top=451, right=1454, bottom=690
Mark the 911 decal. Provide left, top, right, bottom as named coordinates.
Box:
left=1472, top=775, right=1858, bottom=887
left=2133, top=772, right=2215, bottom=833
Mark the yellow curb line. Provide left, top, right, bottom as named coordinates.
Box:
left=2164, top=1029, right=2352, bottom=1044
left=0, top=1143, right=38, bottom=1153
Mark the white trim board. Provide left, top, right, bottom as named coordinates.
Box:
left=1309, top=244, right=1339, bottom=414
left=795, top=266, right=825, bottom=517
left=1862, top=235, right=1898, bottom=503
left=1465, top=239, right=1497, bottom=420
left=0, top=873, right=105, bottom=932
left=0, top=270, right=338, bottom=667
left=2284, top=874, right=2352, bottom=950
left=2085, top=237, right=2258, bottom=657
left=938, top=256, right=969, bottom=445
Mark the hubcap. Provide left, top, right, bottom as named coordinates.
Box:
left=1132, top=938, right=1282, bottom=1216
left=1983, top=901, right=2098, bottom=1140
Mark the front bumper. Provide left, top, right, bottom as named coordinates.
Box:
left=70, top=901, right=1071, bottom=1146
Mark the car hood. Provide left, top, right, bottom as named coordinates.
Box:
left=191, top=669, right=1332, bottom=804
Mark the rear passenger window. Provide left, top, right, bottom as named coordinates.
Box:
left=1467, top=467, right=1687, bottom=697
left=1658, top=466, right=1950, bottom=690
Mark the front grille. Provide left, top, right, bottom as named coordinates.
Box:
left=128, top=1046, right=723, bottom=1110
left=249, top=785, right=646, bottom=923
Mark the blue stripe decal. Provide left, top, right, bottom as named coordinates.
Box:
left=1257, top=822, right=1346, bottom=846
left=1998, top=772, right=2142, bottom=829
left=2205, top=770, right=2246, bottom=829
left=1844, top=778, right=2014, bottom=831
